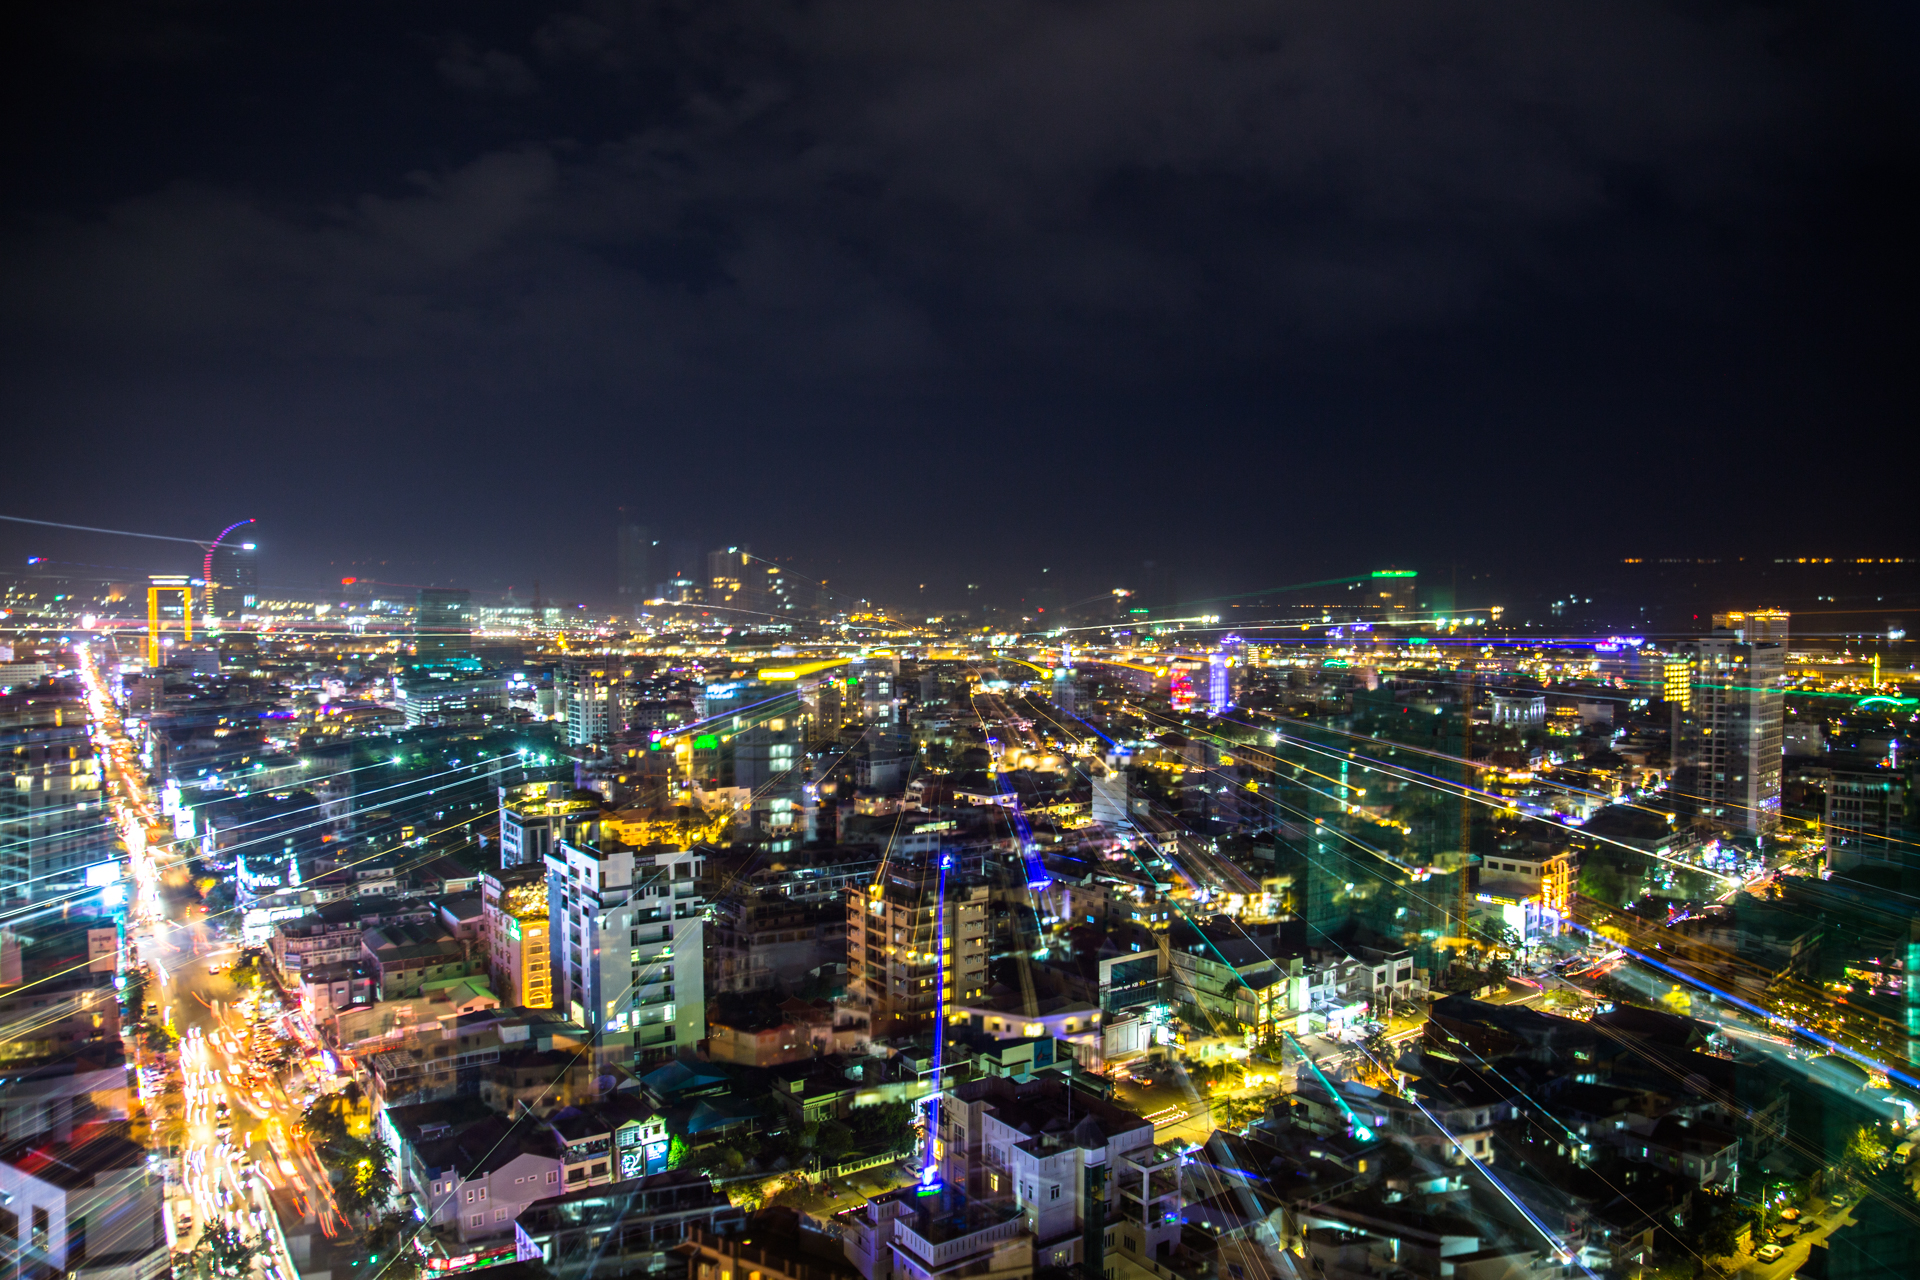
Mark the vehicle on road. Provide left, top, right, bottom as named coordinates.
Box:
left=1754, top=1244, right=1785, bottom=1263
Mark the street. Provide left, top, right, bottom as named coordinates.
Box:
left=79, top=645, right=343, bottom=1279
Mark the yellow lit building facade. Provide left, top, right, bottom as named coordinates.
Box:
left=482, top=866, right=553, bottom=1008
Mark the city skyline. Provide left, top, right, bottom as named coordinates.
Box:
left=0, top=6, right=1916, bottom=1280
left=1, top=3, right=1915, bottom=603
left=3, top=509, right=1917, bottom=639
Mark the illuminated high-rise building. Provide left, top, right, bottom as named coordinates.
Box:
left=1671, top=611, right=1788, bottom=838
left=546, top=837, right=707, bottom=1064
left=498, top=782, right=601, bottom=869
left=482, top=863, right=553, bottom=1008
left=707, top=546, right=755, bottom=619
left=414, top=588, right=472, bottom=663
left=1370, top=569, right=1418, bottom=619
left=1205, top=652, right=1234, bottom=712
left=732, top=720, right=801, bottom=848
left=701, top=548, right=799, bottom=622
left=1661, top=654, right=1692, bottom=709
left=845, top=848, right=988, bottom=1039
left=0, top=685, right=114, bottom=908
left=1713, top=609, right=1791, bottom=645
left=854, top=654, right=900, bottom=732
left=560, top=654, right=625, bottom=747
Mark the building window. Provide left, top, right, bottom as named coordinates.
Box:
left=470, top=1215, right=484, bottom=1227
left=1050, top=1185, right=1061, bottom=1200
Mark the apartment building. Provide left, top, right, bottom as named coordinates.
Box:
left=545, top=836, right=706, bottom=1063
left=845, top=850, right=989, bottom=1040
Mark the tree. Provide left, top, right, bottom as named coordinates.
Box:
left=1673, top=1188, right=1743, bottom=1264
left=300, top=1094, right=351, bottom=1149
left=200, top=1224, right=257, bottom=1277
left=1215, top=1093, right=1274, bottom=1132
left=1593, top=975, right=1643, bottom=1009
left=1470, top=918, right=1519, bottom=959
left=144, top=1022, right=178, bottom=1055
left=814, top=1120, right=853, bottom=1166
left=847, top=1102, right=916, bottom=1155
left=1642, top=1255, right=1697, bottom=1280
left=333, top=1134, right=396, bottom=1219
left=1840, top=1124, right=1890, bottom=1180
left=359, top=1210, right=424, bottom=1280
left=1357, top=1025, right=1399, bottom=1088
left=1580, top=860, right=1629, bottom=908
left=123, top=968, right=149, bottom=1022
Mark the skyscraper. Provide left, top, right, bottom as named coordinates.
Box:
left=0, top=684, right=115, bottom=908
left=707, top=547, right=756, bottom=619
left=1370, top=569, right=1418, bottom=618
left=414, top=588, right=472, bottom=663
left=732, top=720, right=801, bottom=847
left=481, top=862, right=553, bottom=1008
left=616, top=513, right=661, bottom=610
left=1671, top=610, right=1788, bottom=838
left=1137, top=559, right=1177, bottom=617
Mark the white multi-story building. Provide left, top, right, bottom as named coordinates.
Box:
left=559, top=655, right=625, bottom=748
left=0, top=1123, right=168, bottom=1280
left=545, top=837, right=706, bottom=1064
left=932, top=1075, right=1183, bottom=1275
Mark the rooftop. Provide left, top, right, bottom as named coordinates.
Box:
left=0, top=1121, right=147, bottom=1189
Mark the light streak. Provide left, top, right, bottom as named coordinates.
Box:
left=1564, top=921, right=1920, bottom=1090
left=1284, top=1031, right=1373, bottom=1141
left=0, top=512, right=212, bottom=544
left=922, top=851, right=953, bottom=1188
left=1390, top=1076, right=1597, bottom=1277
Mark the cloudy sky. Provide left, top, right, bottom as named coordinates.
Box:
left=2, top=0, right=1914, bottom=605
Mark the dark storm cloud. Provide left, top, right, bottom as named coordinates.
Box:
left=0, top=0, right=1912, bottom=596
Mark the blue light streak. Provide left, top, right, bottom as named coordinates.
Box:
left=922, top=851, right=954, bottom=1188
left=1564, top=921, right=1920, bottom=1090
left=1391, top=1081, right=1597, bottom=1277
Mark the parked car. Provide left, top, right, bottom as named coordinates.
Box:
left=1755, top=1245, right=1786, bottom=1264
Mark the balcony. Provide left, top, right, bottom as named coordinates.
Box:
left=888, top=1193, right=1026, bottom=1274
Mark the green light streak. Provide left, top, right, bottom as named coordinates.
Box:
left=1286, top=1030, right=1373, bottom=1140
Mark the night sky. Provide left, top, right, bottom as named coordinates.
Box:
left=2, top=1, right=1915, bottom=607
